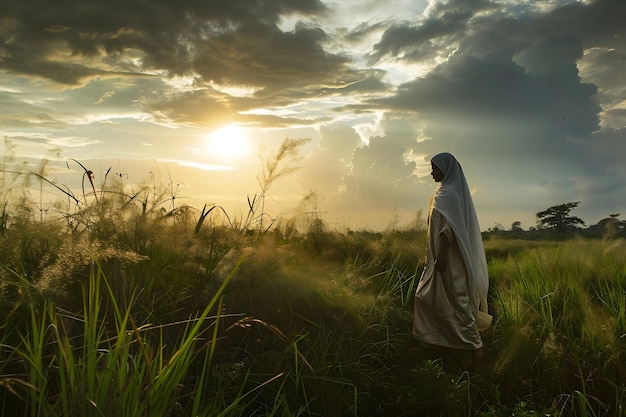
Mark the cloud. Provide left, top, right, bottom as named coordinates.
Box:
left=298, top=124, right=361, bottom=194
left=368, top=0, right=611, bottom=156
left=336, top=0, right=624, bottom=227
left=142, top=87, right=234, bottom=128
left=191, top=23, right=349, bottom=91
left=369, top=0, right=493, bottom=64
left=0, top=91, right=65, bottom=128
left=297, top=119, right=428, bottom=228
left=381, top=52, right=600, bottom=141
left=579, top=48, right=626, bottom=130
left=1, top=0, right=331, bottom=87
left=1, top=0, right=625, bottom=230
left=1, top=0, right=396, bottom=130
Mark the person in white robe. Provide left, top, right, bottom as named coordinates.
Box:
left=413, top=152, right=492, bottom=353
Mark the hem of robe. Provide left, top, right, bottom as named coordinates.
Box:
left=411, top=332, right=483, bottom=351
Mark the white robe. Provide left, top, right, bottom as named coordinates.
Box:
left=413, top=152, right=492, bottom=350
left=413, top=209, right=482, bottom=349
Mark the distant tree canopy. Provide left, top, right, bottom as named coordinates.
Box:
left=594, top=213, right=624, bottom=238
left=485, top=202, right=624, bottom=240
left=536, top=202, right=585, bottom=233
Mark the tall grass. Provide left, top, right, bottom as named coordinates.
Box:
left=2, top=259, right=242, bottom=417
left=2, top=141, right=626, bottom=415
left=3, top=218, right=626, bottom=416
left=485, top=238, right=626, bottom=416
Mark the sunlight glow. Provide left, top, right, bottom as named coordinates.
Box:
left=205, top=124, right=251, bottom=160
left=176, top=160, right=234, bottom=171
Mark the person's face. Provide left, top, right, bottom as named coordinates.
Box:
left=431, top=162, right=444, bottom=182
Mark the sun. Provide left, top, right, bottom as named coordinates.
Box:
left=205, top=124, right=250, bottom=160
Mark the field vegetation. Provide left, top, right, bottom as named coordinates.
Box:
left=1, top=140, right=625, bottom=416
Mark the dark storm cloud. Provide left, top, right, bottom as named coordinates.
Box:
left=370, top=0, right=625, bottom=66
left=514, top=33, right=583, bottom=74
left=384, top=52, right=600, bottom=139
left=528, top=0, right=626, bottom=50
left=191, top=22, right=349, bottom=91
left=369, top=0, right=493, bottom=64
left=332, top=0, right=625, bottom=227
left=0, top=0, right=391, bottom=128
left=369, top=0, right=626, bottom=142
left=0, top=0, right=340, bottom=89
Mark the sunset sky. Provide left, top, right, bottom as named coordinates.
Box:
left=1, top=0, right=624, bottom=231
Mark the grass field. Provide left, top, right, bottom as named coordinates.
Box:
left=1, top=154, right=625, bottom=416
left=1, top=198, right=625, bottom=416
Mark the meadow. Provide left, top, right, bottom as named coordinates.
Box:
left=1, top=148, right=625, bottom=416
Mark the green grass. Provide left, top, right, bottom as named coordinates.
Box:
left=483, top=238, right=626, bottom=416
left=1, top=159, right=626, bottom=416
left=3, top=222, right=625, bottom=416
left=2, top=258, right=242, bottom=417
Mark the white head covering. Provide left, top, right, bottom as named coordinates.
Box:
left=431, top=152, right=492, bottom=329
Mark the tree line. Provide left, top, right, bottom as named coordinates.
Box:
left=485, top=202, right=626, bottom=240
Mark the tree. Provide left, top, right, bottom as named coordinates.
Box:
left=511, top=221, right=523, bottom=232
left=596, top=213, right=624, bottom=238
left=536, top=202, right=585, bottom=233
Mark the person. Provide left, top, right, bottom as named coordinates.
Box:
left=412, top=152, right=492, bottom=364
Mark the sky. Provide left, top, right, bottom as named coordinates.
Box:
left=1, top=0, right=625, bottom=231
